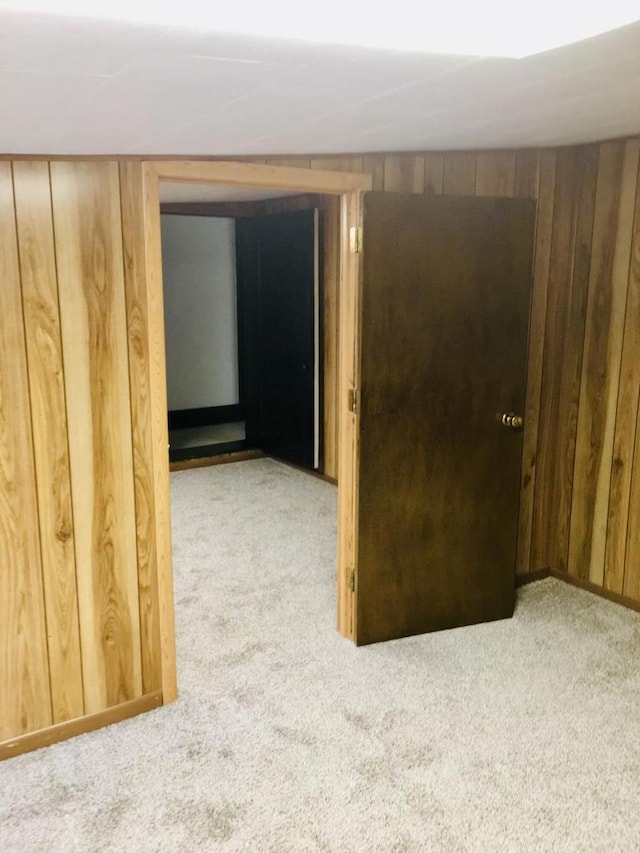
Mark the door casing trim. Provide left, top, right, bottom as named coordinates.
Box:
left=141, top=160, right=371, bottom=702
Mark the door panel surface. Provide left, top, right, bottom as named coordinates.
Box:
left=237, top=210, right=317, bottom=469
left=355, top=193, right=535, bottom=644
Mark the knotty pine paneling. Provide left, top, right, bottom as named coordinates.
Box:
left=12, top=161, right=84, bottom=724
left=119, top=162, right=163, bottom=694
left=51, top=162, right=143, bottom=714
left=3, top=139, right=640, bottom=754
left=0, top=164, right=53, bottom=741
left=1, top=159, right=164, bottom=752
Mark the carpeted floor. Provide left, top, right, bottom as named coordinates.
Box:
left=2, top=458, right=640, bottom=852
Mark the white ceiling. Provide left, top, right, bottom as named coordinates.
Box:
left=0, top=9, right=639, bottom=156
left=159, top=183, right=300, bottom=203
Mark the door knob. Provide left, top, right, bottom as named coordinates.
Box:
left=501, top=412, right=523, bottom=429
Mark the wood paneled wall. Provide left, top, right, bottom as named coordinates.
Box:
left=2, top=139, right=640, bottom=753
left=0, top=161, right=163, bottom=749
left=260, top=145, right=640, bottom=597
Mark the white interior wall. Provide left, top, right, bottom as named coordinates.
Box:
left=161, top=215, right=239, bottom=411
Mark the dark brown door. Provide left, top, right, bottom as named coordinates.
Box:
left=355, top=192, right=535, bottom=645
left=236, top=210, right=317, bottom=470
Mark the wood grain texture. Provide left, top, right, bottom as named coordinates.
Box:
left=268, top=157, right=312, bottom=169
left=155, top=159, right=371, bottom=192
left=423, top=153, right=445, bottom=195
left=568, top=141, right=637, bottom=588
left=516, top=151, right=556, bottom=574
left=0, top=690, right=162, bottom=762
left=514, top=151, right=540, bottom=199
left=336, top=191, right=363, bottom=640
left=623, top=399, right=640, bottom=599
left=51, top=161, right=142, bottom=713
left=443, top=152, right=477, bottom=195
left=119, top=162, right=162, bottom=694
left=617, top=153, right=640, bottom=599
left=356, top=193, right=534, bottom=643
left=12, top=161, right=84, bottom=723
left=6, top=139, right=640, bottom=753
left=383, top=154, right=425, bottom=193
left=531, top=146, right=598, bottom=574
left=308, top=156, right=364, bottom=175
left=141, top=164, right=178, bottom=701
left=474, top=152, right=516, bottom=197
left=362, top=156, right=385, bottom=191
left=0, top=163, right=52, bottom=740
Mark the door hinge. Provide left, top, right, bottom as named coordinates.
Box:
left=347, top=568, right=357, bottom=593
left=348, top=388, right=358, bottom=414
left=349, top=226, right=363, bottom=254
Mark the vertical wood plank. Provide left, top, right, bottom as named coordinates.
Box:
left=607, top=144, right=640, bottom=594
left=141, top=163, right=177, bottom=702
left=119, top=162, right=162, bottom=693
left=531, top=146, right=598, bottom=573
left=322, top=196, right=340, bottom=480
left=423, top=153, right=445, bottom=195
left=623, top=401, right=640, bottom=599
left=0, top=163, right=52, bottom=740
left=610, top=152, right=640, bottom=598
left=383, top=154, right=425, bottom=193
left=265, top=156, right=312, bottom=170
left=516, top=151, right=556, bottom=573
left=443, top=152, right=477, bottom=196
left=474, top=151, right=517, bottom=197
left=337, top=191, right=363, bottom=640
left=12, top=161, right=84, bottom=723
left=514, top=151, right=540, bottom=200
left=310, top=157, right=364, bottom=173
left=362, top=155, right=385, bottom=191
left=568, top=141, right=638, bottom=588
left=51, top=161, right=143, bottom=713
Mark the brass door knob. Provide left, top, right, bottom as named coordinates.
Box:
left=501, top=412, right=523, bottom=429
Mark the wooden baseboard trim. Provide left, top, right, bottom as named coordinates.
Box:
left=515, top=567, right=640, bottom=616
left=0, top=690, right=163, bottom=762
left=269, top=456, right=338, bottom=485
left=515, top=568, right=551, bottom=587
left=548, top=569, right=640, bottom=615
left=170, top=448, right=264, bottom=472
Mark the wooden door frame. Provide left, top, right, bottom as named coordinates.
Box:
left=141, top=160, right=371, bottom=702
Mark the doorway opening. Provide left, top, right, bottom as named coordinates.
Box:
left=159, top=182, right=323, bottom=473
left=141, top=160, right=371, bottom=702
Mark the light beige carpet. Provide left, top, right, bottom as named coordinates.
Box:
left=2, top=458, right=640, bottom=852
